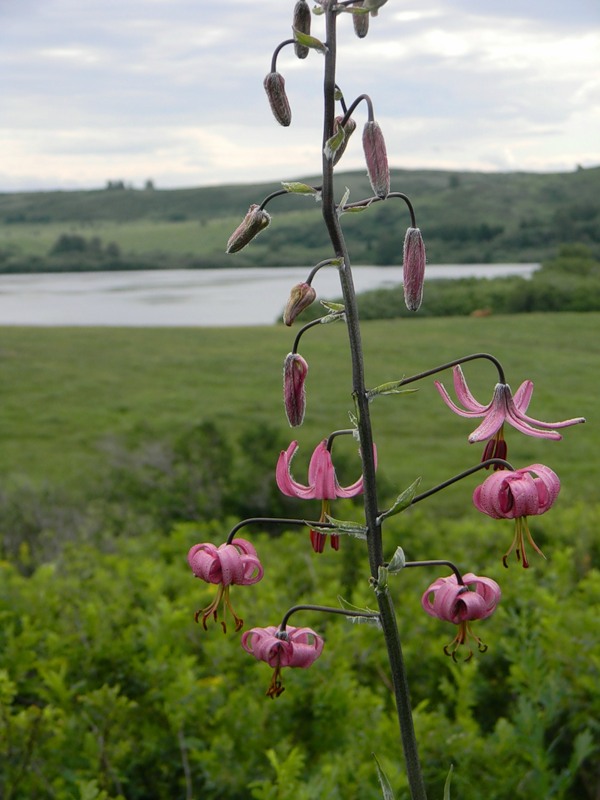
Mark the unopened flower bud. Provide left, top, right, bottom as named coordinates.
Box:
left=351, top=2, right=369, bottom=38
left=226, top=204, right=271, bottom=253
left=264, top=72, right=292, bottom=127
left=283, top=282, right=317, bottom=326
left=363, top=121, right=389, bottom=199
left=293, top=0, right=311, bottom=59
left=403, top=227, right=426, bottom=311
left=332, top=116, right=357, bottom=166
left=283, top=353, right=308, bottom=427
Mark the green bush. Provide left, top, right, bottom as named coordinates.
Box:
left=0, top=500, right=598, bottom=799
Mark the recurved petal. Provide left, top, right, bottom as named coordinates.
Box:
left=511, top=380, right=535, bottom=412
left=452, top=366, right=491, bottom=413
left=285, top=627, right=325, bottom=667
left=276, top=441, right=318, bottom=499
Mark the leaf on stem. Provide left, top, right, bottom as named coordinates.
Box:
left=281, top=182, right=321, bottom=197
left=320, top=300, right=345, bottom=313
left=377, top=477, right=421, bottom=523
left=324, top=126, right=346, bottom=160
left=387, top=546, right=406, bottom=574
left=367, top=380, right=419, bottom=400
left=308, top=515, right=368, bottom=539
left=292, top=28, right=328, bottom=54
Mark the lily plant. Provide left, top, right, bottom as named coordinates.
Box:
left=186, top=3, right=585, bottom=798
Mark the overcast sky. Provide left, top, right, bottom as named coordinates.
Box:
left=1, top=0, right=599, bottom=191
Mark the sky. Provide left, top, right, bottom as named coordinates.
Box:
left=1, top=0, right=599, bottom=191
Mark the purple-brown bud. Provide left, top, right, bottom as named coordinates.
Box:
left=403, top=227, right=426, bottom=311
left=283, top=282, right=317, bottom=326
left=283, top=353, right=308, bottom=427
left=293, top=0, right=311, bottom=59
left=264, top=72, right=292, bottom=127
left=362, top=121, right=389, bottom=199
left=351, top=2, right=369, bottom=38
left=332, top=116, right=357, bottom=166
left=226, top=204, right=271, bottom=253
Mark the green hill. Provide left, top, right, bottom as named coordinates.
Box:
left=0, top=166, right=599, bottom=271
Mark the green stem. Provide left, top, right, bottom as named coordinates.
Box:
left=321, top=6, right=427, bottom=799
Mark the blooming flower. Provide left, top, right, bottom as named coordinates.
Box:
left=473, top=463, right=560, bottom=567
left=241, top=625, right=324, bottom=697
left=403, top=227, right=426, bottom=312
left=188, top=538, right=264, bottom=631
left=276, top=439, right=373, bottom=552
left=434, top=365, right=585, bottom=444
left=226, top=204, right=271, bottom=253
left=363, top=120, right=389, bottom=199
left=283, top=282, right=317, bottom=326
left=421, top=572, right=501, bottom=660
left=283, top=353, right=308, bottom=427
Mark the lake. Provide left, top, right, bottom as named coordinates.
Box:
left=0, top=264, right=539, bottom=327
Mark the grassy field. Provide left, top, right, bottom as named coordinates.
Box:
left=1, top=313, right=596, bottom=515
left=2, top=166, right=599, bottom=267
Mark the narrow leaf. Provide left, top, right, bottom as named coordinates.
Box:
left=387, top=546, right=406, bottom=574
left=367, top=380, right=419, bottom=399
left=319, top=307, right=345, bottom=324
left=281, top=182, right=320, bottom=195
left=373, top=754, right=396, bottom=800
left=292, top=28, right=328, bottom=54
left=324, top=126, right=346, bottom=160
left=443, top=764, right=454, bottom=800
left=337, top=186, right=351, bottom=217
left=308, top=515, right=367, bottom=539
left=378, top=477, right=421, bottom=523
left=321, top=300, right=345, bottom=313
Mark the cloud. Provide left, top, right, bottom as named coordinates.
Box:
left=1, top=0, right=599, bottom=190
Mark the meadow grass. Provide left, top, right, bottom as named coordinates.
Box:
left=0, top=313, right=596, bottom=515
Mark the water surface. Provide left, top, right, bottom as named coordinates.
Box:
left=0, top=264, right=539, bottom=327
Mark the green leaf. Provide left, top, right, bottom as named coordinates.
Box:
left=367, top=380, right=419, bottom=399
left=377, top=477, right=421, bottom=523
left=324, top=126, right=346, bottom=160
left=337, top=187, right=351, bottom=217
left=373, top=753, right=396, bottom=800
left=308, top=515, right=367, bottom=539
left=321, top=300, right=345, bottom=313
left=292, top=28, right=328, bottom=54
left=281, top=182, right=320, bottom=196
left=387, top=546, right=406, bottom=574
left=443, top=764, right=454, bottom=800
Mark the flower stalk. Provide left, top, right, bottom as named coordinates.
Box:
left=319, top=6, right=427, bottom=797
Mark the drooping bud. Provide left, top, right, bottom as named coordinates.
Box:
left=402, top=227, right=426, bottom=311
left=283, top=353, right=308, bottom=427
left=226, top=204, right=271, bottom=253
left=332, top=116, right=357, bottom=166
left=351, top=2, right=369, bottom=38
left=362, top=121, right=389, bottom=199
left=293, top=0, right=311, bottom=59
left=283, top=281, right=317, bottom=326
left=264, top=72, right=292, bottom=127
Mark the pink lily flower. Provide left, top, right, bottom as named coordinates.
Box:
left=276, top=439, right=373, bottom=552
left=434, top=365, right=585, bottom=444
left=473, top=464, right=560, bottom=567
left=241, top=625, right=324, bottom=698
left=188, top=538, right=264, bottom=632
left=421, top=572, right=501, bottom=661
